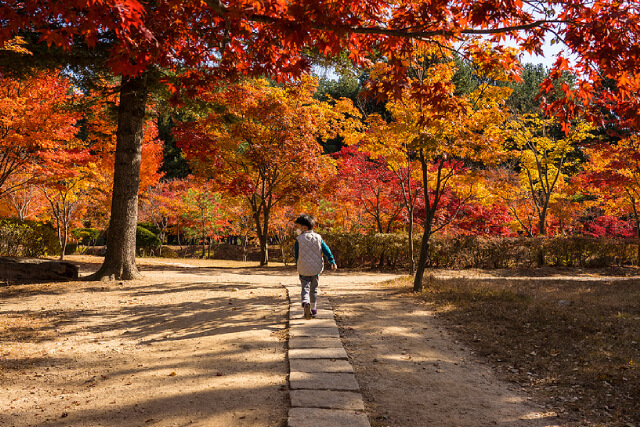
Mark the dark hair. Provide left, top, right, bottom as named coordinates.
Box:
left=294, top=214, right=315, bottom=229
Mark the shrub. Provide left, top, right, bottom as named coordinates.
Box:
left=64, top=243, right=78, bottom=255
left=0, top=218, right=60, bottom=257
left=159, top=246, right=179, bottom=258
left=320, top=232, right=640, bottom=270
left=137, top=222, right=161, bottom=236
left=72, top=228, right=101, bottom=246
left=136, top=225, right=161, bottom=255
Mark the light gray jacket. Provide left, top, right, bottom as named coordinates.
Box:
left=294, top=231, right=335, bottom=276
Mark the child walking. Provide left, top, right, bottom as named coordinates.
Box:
left=293, top=214, right=337, bottom=320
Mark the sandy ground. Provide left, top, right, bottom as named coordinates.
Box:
left=327, top=279, right=560, bottom=427
left=1, top=256, right=558, bottom=426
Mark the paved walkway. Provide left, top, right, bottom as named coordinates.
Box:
left=285, top=285, right=371, bottom=427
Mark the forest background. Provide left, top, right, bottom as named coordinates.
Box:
left=1, top=1, right=640, bottom=293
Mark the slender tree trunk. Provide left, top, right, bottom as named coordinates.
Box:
left=88, top=74, right=148, bottom=280
left=635, top=222, right=640, bottom=266
left=408, top=206, right=415, bottom=275
left=632, top=200, right=640, bottom=265
left=413, top=225, right=431, bottom=292
left=177, top=218, right=182, bottom=249
left=537, top=202, right=548, bottom=266
left=413, top=151, right=433, bottom=292
left=201, top=219, right=206, bottom=258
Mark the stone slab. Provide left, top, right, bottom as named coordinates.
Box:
left=289, top=302, right=333, bottom=313
left=290, top=389, right=365, bottom=410
left=288, top=408, right=370, bottom=427
left=289, top=326, right=340, bottom=338
left=289, top=347, right=348, bottom=359
left=289, top=371, right=360, bottom=391
left=290, top=318, right=337, bottom=327
left=289, top=336, right=343, bottom=349
left=290, top=310, right=334, bottom=319
left=289, top=358, right=354, bottom=373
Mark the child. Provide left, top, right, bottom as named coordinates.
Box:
left=293, top=214, right=337, bottom=319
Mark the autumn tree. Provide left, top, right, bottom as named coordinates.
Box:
left=585, top=134, right=640, bottom=261
left=348, top=111, right=424, bottom=273
left=3, top=0, right=640, bottom=280
left=333, top=147, right=406, bottom=235
left=362, top=46, right=513, bottom=291
left=181, top=183, right=226, bottom=258
left=502, top=115, right=592, bottom=236
left=40, top=159, right=94, bottom=260
left=176, top=77, right=352, bottom=265
left=0, top=71, right=80, bottom=197
left=139, top=178, right=189, bottom=252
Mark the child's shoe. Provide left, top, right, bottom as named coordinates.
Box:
left=311, top=309, right=317, bottom=317
left=303, top=303, right=312, bottom=320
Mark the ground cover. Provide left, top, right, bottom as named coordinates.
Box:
left=1, top=256, right=636, bottom=426
left=411, top=268, right=640, bottom=425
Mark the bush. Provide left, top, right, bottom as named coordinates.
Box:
left=136, top=225, right=161, bottom=256
left=64, top=243, right=78, bottom=255
left=72, top=228, right=101, bottom=246
left=159, top=245, right=179, bottom=258
left=137, top=222, right=161, bottom=236
left=319, top=232, right=640, bottom=270
left=0, top=218, right=60, bottom=257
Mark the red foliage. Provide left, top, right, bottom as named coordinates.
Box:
left=332, top=146, right=406, bottom=233
left=582, top=215, right=635, bottom=239
left=451, top=203, right=516, bottom=237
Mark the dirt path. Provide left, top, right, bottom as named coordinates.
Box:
left=1, top=257, right=557, bottom=426
left=326, top=279, right=559, bottom=427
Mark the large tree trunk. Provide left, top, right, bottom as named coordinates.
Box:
left=88, top=74, right=148, bottom=280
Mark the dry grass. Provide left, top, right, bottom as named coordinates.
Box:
left=412, top=270, right=640, bottom=426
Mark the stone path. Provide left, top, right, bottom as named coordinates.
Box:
left=285, top=285, right=371, bottom=427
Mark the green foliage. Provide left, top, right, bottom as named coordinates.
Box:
left=137, top=222, right=161, bottom=236
left=72, top=228, right=101, bottom=245
left=158, top=113, right=191, bottom=180
left=506, top=63, right=547, bottom=114
left=0, top=218, right=60, bottom=257
left=136, top=226, right=161, bottom=251
left=64, top=243, right=78, bottom=255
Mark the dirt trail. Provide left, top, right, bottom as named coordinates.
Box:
left=326, top=280, right=559, bottom=427
left=1, top=257, right=558, bottom=426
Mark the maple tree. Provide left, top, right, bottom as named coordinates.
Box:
left=502, top=115, right=592, bottom=236
left=361, top=48, right=513, bottom=291
left=0, top=71, right=80, bottom=198
left=139, top=178, right=189, bottom=253
left=176, top=77, right=351, bottom=265
left=181, top=183, right=227, bottom=258
left=40, top=163, right=93, bottom=260
left=333, top=147, right=406, bottom=235
left=347, top=111, right=425, bottom=273
left=584, top=135, right=640, bottom=260
left=2, top=0, right=640, bottom=280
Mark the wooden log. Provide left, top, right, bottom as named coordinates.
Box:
left=0, top=257, right=79, bottom=284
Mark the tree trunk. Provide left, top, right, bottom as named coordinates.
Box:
left=635, top=217, right=640, bottom=266
left=59, top=223, right=69, bottom=261
left=408, top=207, right=415, bottom=275
left=412, top=227, right=431, bottom=292
left=201, top=220, right=206, bottom=258
left=255, top=206, right=270, bottom=266
left=87, top=74, right=148, bottom=281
